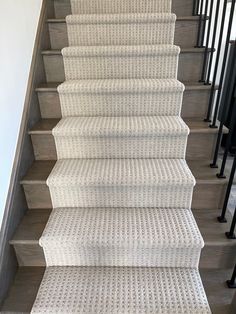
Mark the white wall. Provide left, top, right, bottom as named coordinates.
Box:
left=0, top=0, right=43, bottom=225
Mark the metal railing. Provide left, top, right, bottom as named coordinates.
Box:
left=194, top=0, right=236, bottom=288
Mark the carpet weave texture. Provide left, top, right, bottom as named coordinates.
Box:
left=31, top=267, right=211, bottom=314
left=58, top=78, right=185, bottom=117
left=53, top=116, right=189, bottom=158
left=47, top=159, right=195, bottom=208
left=31, top=0, right=211, bottom=312
left=67, top=13, right=176, bottom=46
left=40, top=208, right=203, bottom=267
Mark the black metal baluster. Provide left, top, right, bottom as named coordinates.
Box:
left=203, top=0, right=228, bottom=119
left=210, top=0, right=236, bottom=128
left=217, top=89, right=236, bottom=177
left=227, top=264, right=236, bottom=288
left=204, top=0, right=221, bottom=86
left=200, top=0, right=214, bottom=83
left=193, top=0, right=200, bottom=16
left=195, top=0, right=205, bottom=47
left=210, top=41, right=236, bottom=168
left=200, top=0, right=209, bottom=47
left=218, top=155, right=236, bottom=223
left=225, top=206, right=236, bottom=239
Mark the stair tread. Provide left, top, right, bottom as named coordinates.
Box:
left=39, top=208, right=203, bottom=248
left=62, top=44, right=180, bottom=56
left=2, top=267, right=234, bottom=314
left=58, top=78, right=184, bottom=93
left=30, top=266, right=211, bottom=313
left=41, top=47, right=213, bottom=55
left=66, top=12, right=176, bottom=24
left=10, top=209, right=236, bottom=248
left=47, top=158, right=195, bottom=187
left=36, top=81, right=216, bottom=91
left=52, top=116, right=189, bottom=137
left=20, top=159, right=228, bottom=185
left=47, top=16, right=201, bottom=23
left=29, top=118, right=225, bottom=135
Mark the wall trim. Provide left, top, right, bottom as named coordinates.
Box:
left=0, top=0, right=54, bottom=304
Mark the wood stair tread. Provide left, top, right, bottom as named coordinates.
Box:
left=0, top=267, right=45, bottom=313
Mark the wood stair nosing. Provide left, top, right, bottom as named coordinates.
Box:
left=27, top=118, right=226, bottom=161
left=41, top=48, right=214, bottom=83
left=9, top=208, right=236, bottom=269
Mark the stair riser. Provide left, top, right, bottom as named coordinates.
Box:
left=48, top=19, right=197, bottom=49
left=67, top=18, right=176, bottom=46
left=53, top=0, right=194, bottom=17
left=37, top=88, right=211, bottom=119
left=42, top=51, right=207, bottom=82
left=30, top=132, right=216, bottom=160
left=52, top=135, right=188, bottom=159
left=48, top=185, right=194, bottom=208
left=63, top=50, right=179, bottom=80
left=12, top=242, right=235, bottom=269
left=22, top=181, right=227, bottom=210
left=58, top=88, right=183, bottom=117
left=43, top=247, right=201, bottom=268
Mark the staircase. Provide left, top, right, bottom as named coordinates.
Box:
left=1, top=0, right=236, bottom=313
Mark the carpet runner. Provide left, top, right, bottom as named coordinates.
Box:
left=31, top=0, right=211, bottom=312
left=58, top=79, right=185, bottom=116
left=31, top=267, right=210, bottom=314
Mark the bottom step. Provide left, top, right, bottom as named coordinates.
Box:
left=31, top=267, right=211, bottom=313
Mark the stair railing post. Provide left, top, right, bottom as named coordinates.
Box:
left=218, top=155, right=236, bottom=222
left=227, top=264, right=236, bottom=288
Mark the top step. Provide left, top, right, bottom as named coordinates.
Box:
left=53, top=0, right=194, bottom=17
